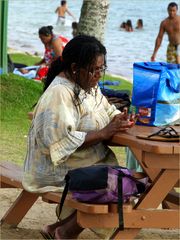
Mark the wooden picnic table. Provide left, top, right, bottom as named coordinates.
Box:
left=1, top=125, right=179, bottom=239
left=65, top=125, right=179, bottom=239
left=107, top=125, right=180, bottom=239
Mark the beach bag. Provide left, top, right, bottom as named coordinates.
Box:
left=58, top=165, right=145, bottom=229
left=132, top=62, right=180, bottom=126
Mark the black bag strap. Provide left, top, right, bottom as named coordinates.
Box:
left=118, top=172, right=124, bottom=230
left=118, top=169, right=146, bottom=194
left=57, top=174, right=70, bottom=221
left=117, top=169, right=146, bottom=230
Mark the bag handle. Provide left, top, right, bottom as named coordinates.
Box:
left=57, top=174, right=70, bottom=221
left=144, top=62, right=167, bottom=66
left=166, top=78, right=180, bottom=93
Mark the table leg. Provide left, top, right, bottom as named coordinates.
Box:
left=130, top=148, right=160, bottom=181
left=0, top=190, right=39, bottom=227
left=135, top=169, right=179, bottom=209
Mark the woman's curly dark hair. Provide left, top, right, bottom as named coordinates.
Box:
left=44, top=35, right=107, bottom=106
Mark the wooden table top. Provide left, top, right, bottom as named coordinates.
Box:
left=111, top=125, right=180, bottom=154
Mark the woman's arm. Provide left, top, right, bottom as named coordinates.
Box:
left=80, top=112, right=134, bottom=148
left=52, top=38, right=63, bottom=60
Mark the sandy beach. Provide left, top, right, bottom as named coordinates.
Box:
left=1, top=188, right=179, bottom=240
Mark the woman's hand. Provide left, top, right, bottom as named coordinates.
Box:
left=100, top=108, right=138, bottom=140
left=80, top=109, right=138, bottom=148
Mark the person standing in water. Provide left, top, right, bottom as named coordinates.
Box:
left=125, top=20, right=133, bottom=32
left=135, top=19, right=143, bottom=29
left=55, top=0, right=76, bottom=26
left=151, top=2, right=180, bottom=64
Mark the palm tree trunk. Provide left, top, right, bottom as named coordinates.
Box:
left=78, top=0, right=110, bottom=43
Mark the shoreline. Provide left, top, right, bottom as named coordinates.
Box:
left=8, top=47, right=132, bottom=83
left=8, top=47, right=42, bottom=57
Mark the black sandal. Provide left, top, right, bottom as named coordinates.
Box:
left=148, top=126, right=179, bottom=139
left=40, top=230, right=55, bottom=239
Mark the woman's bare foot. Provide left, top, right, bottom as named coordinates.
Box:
left=42, top=221, right=61, bottom=237
left=41, top=211, right=82, bottom=239
left=55, top=212, right=83, bottom=239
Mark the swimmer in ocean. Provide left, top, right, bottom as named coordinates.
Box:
left=55, top=0, right=76, bottom=26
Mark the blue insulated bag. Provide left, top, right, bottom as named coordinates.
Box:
left=132, top=62, right=180, bottom=126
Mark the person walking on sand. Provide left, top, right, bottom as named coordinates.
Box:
left=151, top=2, right=180, bottom=64
left=55, top=0, right=76, bottom=26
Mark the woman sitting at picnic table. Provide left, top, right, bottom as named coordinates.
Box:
left=22, top=35, right=136, bottom=239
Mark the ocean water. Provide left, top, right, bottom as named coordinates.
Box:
left=8, top=0, right=179, bottom=81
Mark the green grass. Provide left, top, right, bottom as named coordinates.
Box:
left=10, top=53, right=41, bottom=66
left=1, top=53, right=132, bottom=166
left=103, top=74, right=132, bottom=94
left=1, top=73, right=43, bottom=165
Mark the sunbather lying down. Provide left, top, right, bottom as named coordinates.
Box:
left=13, top=66, right=39, bottom=79
left=13, top=65, right=49, bottom=81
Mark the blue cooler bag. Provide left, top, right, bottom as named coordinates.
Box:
left=132, top=62, right=180, bottom=126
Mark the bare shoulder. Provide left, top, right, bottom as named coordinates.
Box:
left=161, top=18, right=168, bottom=26
left=52, top=37, right=62, bottom=46
left=55, top=6, right=60, bottom=12
left=158, top=19, right=167, bottom=31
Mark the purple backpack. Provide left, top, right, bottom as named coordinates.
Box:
left=58, top=165, right=145, bottom=229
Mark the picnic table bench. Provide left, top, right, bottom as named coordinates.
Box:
left=0, top=162, right=61, bottom=226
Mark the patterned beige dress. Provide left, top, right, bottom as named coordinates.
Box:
left=23, top=76, right=120, bottom=193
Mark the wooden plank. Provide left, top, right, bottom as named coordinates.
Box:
left=0, top=190, right=39, bottom=227
left=0, top=162, right=63, bottom=226
left=65, top=199, right=109, bottom=214
left=77, top=209, right=179, bottom=229
left=130, top=148, right=161, bottom=181
left=143, top=153, right=179, bottom=169
left=111, top=126, right=179, bottom=154
left=124, top=209, right=179, bottom=228
left=173, top=145, right=180, bottom=154
left=0, top=174, right=22, bottom=188
left=42, top=192, right=61, bottom=203
left=108, top=203, right=132, bottom=213
left=136, top=169, right=179, bottom=209
left=0, top=162, right=23, bottom=188
left=112, top=134, right=174, bottom=154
